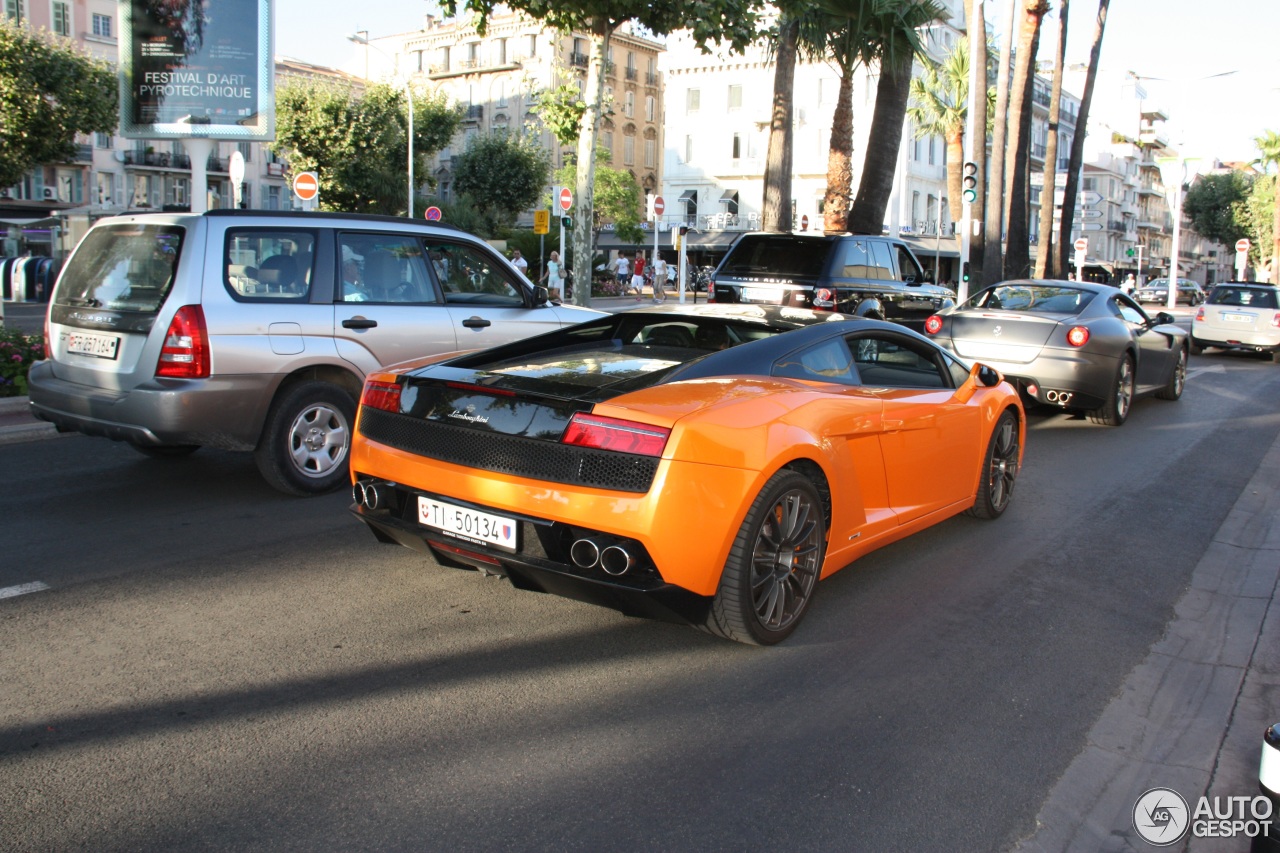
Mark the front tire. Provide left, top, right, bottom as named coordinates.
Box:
left=1155, top=346, right=1187, bottom=400
left=1089, top=354, right=1135, bottom=426
left=966, top=409, right=1020, bottom=519
left=706, top=470, right=826, bottom=646
left=254, top=381, right=355, bottom=496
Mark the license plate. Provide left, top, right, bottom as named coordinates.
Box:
left=741, top=287, right=783, bottom=302
left=66, top=331, right=120, bottom=359
left=1222, top=312, right=1254, bottom=324
left=418, top=496, right=518, bottom=552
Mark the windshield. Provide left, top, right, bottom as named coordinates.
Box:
left=963, top=283, right=1095, bottom=314
left=717, top=235, right=831, bottom=278
left=55, top=224, right=184, bottom=314
left=1207, top=286, right=1278, bottom=309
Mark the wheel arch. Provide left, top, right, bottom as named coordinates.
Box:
left=255, top=363, right=363, bottom=450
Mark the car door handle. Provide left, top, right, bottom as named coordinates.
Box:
left=342, top=317, right=378, bottom=329
left=462, top=316, right=492, bottom=329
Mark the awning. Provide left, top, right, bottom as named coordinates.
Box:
left=719, top=190, right=739, bottom=205
left=0, top=218, right=48, bottom=227
left=900, top=234, right=961, bottom=259
left=678, top=190, right=697, bottom=205
left=686, top=231, right=741, bottom=248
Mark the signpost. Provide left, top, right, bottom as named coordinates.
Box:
left=559, top=188, right=573, bottom=212
left=1073, top=237, right=1088, bottom=279
left=292, top=171, right=319, bottom=211
left=533, top=210, right=550, bottom=235
left=1236, top=238, right=1250, bottom=280
left=651, top=195, right=664, bottom=273
left=424, top=206, right=442, bottom=221
left=228, top=150, right=245, bottom=209
left=557, top=188, right=572, bottom=283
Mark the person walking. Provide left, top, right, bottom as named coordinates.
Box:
left=631, top=254, right=646, bottom=301
left=652, top=255, right=668, bottom=303
left=510, top=248, right=529, bottom=279
left=540, top=250, right=564, bottom=300
left=613, top=253, right=631, bottom=294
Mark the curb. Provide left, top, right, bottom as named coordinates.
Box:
left=0, top=396, right=58, bottom=446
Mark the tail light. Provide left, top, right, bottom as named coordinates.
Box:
left=155, top=305, right=210, bottom=378
left=360, top=379, right=402, bottom=413
left=812, top=288, right=835, bottom=311
left=1066, top=326, right=1090, bottom=347
left=924, top=315, right=943, bottom=335
left=562, top=413, right=670, bottom=457
left=1272, top=312, right=1280, bottom=329
left=43, top=312, right=51, bottom=360
left=706, top=272, right=715, bottom=302
left=1194, top=306, right=1205, bottom=321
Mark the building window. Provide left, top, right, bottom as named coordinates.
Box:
left=526, top=34, right=537, bottom=57
left=928, top=136, right=936, bottom=165
left=91, top=11, right=111, bottom=36
left=439, top=46, right=450, bottom=70
left=728, top=84, right=743, bottom=110
left=644, top=138, right=656, bottom=168
left=94, top=131, right=112, bottom=148
left=497, top=37, right=507, bottom=64
left=496, top=80, right=507, bottom=107
left=684, top=135, right=694, bottom=163
left=624, top=91, right=634, bottom=117
left=686, top=88, right=700, bottom=113
left=645, top=95, right=655, bottom=122
left=602, top=130, right=613, bottom=150
left=5, top=0, right=23, bottom=22
left=265, top=185, right=282, bottom=210
left=95, top=171, right=114, bottom=206
left=51, top=0, right=69, bottom=35
left=623, top=136, right=634, bottom=166
left=732, top=132, right=742, bottom=160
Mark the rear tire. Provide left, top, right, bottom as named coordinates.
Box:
left=966, top=409, right=1019, bottom=519
left=706, top=470, right=826, bottom=646
left=1089, top=354, right=1134, bottom=426
left=1188, top=335, right=1204, bottom=355
left=254, top=381, right=355, bottom=496
left=1155, top=346, right=1187, bottom=400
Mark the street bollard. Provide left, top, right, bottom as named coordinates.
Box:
left=1255, top=723, right=1280, bottom=853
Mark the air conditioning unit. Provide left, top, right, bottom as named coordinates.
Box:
left=42, top=187, right=58, bottom=201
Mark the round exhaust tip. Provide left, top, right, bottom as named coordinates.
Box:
left=363, top=483, right=382, bottom=510
left=570, top=539, right=601, bottom=569
left=600, top=545, right=634, bottom=576
left=352, top=482, right=366, bottom=506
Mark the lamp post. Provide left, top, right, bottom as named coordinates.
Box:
left=348, top=33, right=414, bottom=218
left=1156, top=155, right=1199, bottom=311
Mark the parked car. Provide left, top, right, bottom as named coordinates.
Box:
left=923, top=279, right=1188, bottom=426
left=29, top=210, right=602, bottom=495
left=1135, top=277, right=1204, bottom=306
left=709, top=232, right=955, bottom=330
left=349, top=304, right=1024, bottom=645
left=1190, top=281, right=1280, bottom=361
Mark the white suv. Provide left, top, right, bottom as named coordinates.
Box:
left=29, top=210, right=601, bottom=494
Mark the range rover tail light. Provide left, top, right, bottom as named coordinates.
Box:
left=155, top=305, right=210, bottom=379
left=561, top=413, right=670, bottom=457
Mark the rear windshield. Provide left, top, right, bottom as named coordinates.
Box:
left=717, top=235, right=831, bottom=278
left=55, top=224, right=184, bottom=314
left=963, top=283, right=1095, bottom=314
left=1207, top=286, right=1278, bottom=309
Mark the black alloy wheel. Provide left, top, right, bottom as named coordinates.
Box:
left=1089, top=354, right=1135, bottom=426
left=966, top=409, right=1020, bottom=519
left=1155, top=346, right=1187, bottom=400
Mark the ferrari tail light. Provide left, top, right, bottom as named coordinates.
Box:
left=155, top=305, right=210, bottom=378
left=562, top=413, right=670, bottom=457
left=361, top=379, right=402, bottom=413
left=1066, top=326, right=1090, bottom=347
left=924, top=315, right=943, bottom=335
left=1194, top=306, right=1205, bottom=321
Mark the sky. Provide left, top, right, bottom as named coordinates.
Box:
left=273, top=0, right=1280, bottom=170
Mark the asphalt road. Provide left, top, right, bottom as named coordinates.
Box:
left=1, top=348, right=1277, bottom=852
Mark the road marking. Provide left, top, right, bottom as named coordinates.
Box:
left=0, top=581, right=51, bottom=600
left=1187, top=364, right=1226, bottom=378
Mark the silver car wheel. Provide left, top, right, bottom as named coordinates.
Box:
left=287, top=402, right=351, bottom=479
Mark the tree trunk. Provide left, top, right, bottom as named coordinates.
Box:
left=982, top=0, right=1018, bottom=283
left=762, top=16, right=798, bottom=233
left=848, top=53, right=913, bottom=236
left=1033, top=0, right=1068, bottom=279
left=823, top=58, right=856, bottom=234
left=945, top=130, right=963, bottom=228
left=1002, top=0, right=1047, bottom=281
left=1057, top=0, right=1109, bottom=276
left=967, top=0, right=987, bottom=283
left=569, top=21, right=614, bottom=307
left=1272, top=175, right=1280, bottom=281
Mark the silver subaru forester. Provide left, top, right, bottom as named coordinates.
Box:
left=29, top=209, right=601, bottom=495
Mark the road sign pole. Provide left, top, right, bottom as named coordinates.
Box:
left=1236, top=238, right=1251, bottom=280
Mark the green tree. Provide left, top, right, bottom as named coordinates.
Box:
left=273, top=79, right=460, bottom=216
left=441, top=0, right=762, bottom=307
left=1255, top=130, right=1280, bottom=278
left=1183, top=171, right=1253, bottom=248
left=453, top=131, right=552, bottom=236
left=0, top=22, right=117, bottom=188
left=535, top=81, right=588, bottom=149
left=1245, top=171, right=1274, bottom=274
left=555, top=152, right=644, bottom=246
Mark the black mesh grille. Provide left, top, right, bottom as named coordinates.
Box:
left=359, top=408, right=659, bottom=493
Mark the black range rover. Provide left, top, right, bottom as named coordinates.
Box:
left=710, top=232, right=956, bottom=330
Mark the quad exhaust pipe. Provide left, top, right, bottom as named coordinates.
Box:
left=570, top=537, right=635, bottom=576
left=1044, top=389, right=1074, bottom=405
left=352, top=479, right=387, bottom=510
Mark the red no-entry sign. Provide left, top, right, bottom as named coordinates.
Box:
left=559, top=188, right=573, bottom=212
left=1236, top=238, right=1251, bottom=252
left=653, top=196, right=665, bottom=216
left=1074, top=237, right=1088, bottom=252
left=292, top=172, right=319, bottom=202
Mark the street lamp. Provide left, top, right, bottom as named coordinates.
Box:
left=348, top=33, right=414, bottom=219
left=1156, top=155, right=1199, bottom=311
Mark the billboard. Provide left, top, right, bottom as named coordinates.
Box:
left=119, top=0, right=274, bottom=140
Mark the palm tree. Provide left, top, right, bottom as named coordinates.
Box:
left=1033, top=0, right=1068, bottom=279
left=1002, top=0, right=1050, bottom=281
left=1055, top=0, right=1110, bottom=276
left=982, top=0, right=1018, bottom=283
left=762, top=14, right=801, bottom=232
left=967, top=0, right=988, bottom=284
left=1255, top=130, right=1280, bottom=281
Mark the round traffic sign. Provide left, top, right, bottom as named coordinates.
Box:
left=653, top=196, right=665, bottom=216
left=1236, top=238, right=1251, bottom=252
left=424, top=206, right=442, bottom=221
left=292, top=171, right=319, bottom=202
left=559, top=188, right=573, bottom=212
left=800, top=215, right=809, bottom=231
left=1074, top=237, right=1088, bottom=252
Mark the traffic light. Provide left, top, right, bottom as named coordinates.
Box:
left=561, top=216, right=572, bottom=228
left=962, top=162, right=978, bottom=204
left=961, top=262, right=970, bottom=283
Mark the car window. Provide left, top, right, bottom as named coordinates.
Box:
left=834, top=239, right=874, bottom=279
left=225, top=230, right=316, bottom=301
left=967, top=284, right=1094, bottom=313
left=338, top=233, right=436, bottom=304
left=58, top=223, right=184, bottom=313
left=426, top=240, right=525, bottom=307
left=849, top=333, right=948, bottom=388
left=1111, top=295, right=1148, bottom=325
left=773, top=338, right=857, bottom=385
left=894, top=244, right=925, bottom=283
left=719, top=235, right=830, bottom=278
left=869, top=241, right=896, bottom=280
left=1208, top=286, right=1278, bottom=309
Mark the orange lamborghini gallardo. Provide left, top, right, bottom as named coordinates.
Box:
left=349, top=305, right=1025, bottom=645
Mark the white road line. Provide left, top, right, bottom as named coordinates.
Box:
left=0, top=581, right=51, bottom=600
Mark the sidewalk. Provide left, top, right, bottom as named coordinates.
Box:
left=0, top=396, right=56, bottom=446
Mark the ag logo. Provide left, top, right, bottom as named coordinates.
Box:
left=1133, top=787, right=1190, bottom=846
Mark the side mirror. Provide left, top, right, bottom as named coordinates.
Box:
left=532, top=284, right=551, bottom=304
left=973, top=363, right=1002, bottom=388
left=1154, top=311, right=1175, bottom=326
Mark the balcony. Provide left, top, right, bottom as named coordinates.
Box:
left=645, top=71, right=658, bottom=86
left=624, top=67, right=637, bottom=81
left=207, top=156, right=227, bottom=173
left=569, top=51, right=588, bottom=68
left=122, top=151, right=193, bottom=169
left=464, top=104, right=483, bottom=122
left=70, top=143, right=93, bottom=163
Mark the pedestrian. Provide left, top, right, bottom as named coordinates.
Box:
left=510, top=248, right=529, bottom=279
left=631, top=253, right=646, bottom=300
left=652, top=255, right=668, bottom=303
left=613, top=253, right=631, bottom=293
left=540, top=250, right=564, bottom=300
left=1122, top=273, right=1136, bottom=294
